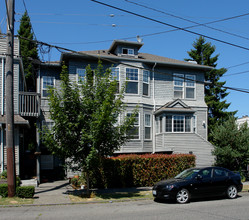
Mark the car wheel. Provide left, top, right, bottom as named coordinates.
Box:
left=227, top=185, right=238, bottom=199
left=176, top=188, right=190, bottom=204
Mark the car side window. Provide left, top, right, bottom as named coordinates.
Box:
left=199, top=168, right=212, bottom=179
left=213, top=168, right=228, bottom=177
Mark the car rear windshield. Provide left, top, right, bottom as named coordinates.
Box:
left=175, top=169, right=200, bottom=180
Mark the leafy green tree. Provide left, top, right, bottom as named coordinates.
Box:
left=17, top=11, right=39, bottom=91
left=212, top=117, right=249, bottom=171
left=185, top=36, right=236, bottom=142
left=42, top=62, right=137, bottom=192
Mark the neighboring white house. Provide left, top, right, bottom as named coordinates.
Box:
left=237, top=115, right=249, bottom=127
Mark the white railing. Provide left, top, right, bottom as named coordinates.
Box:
left=19, top=92, right=40, bottom=117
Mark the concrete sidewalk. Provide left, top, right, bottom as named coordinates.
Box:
left=33, top=180, right=73, bottom=205
left=31, top=180, right=249, bottom=205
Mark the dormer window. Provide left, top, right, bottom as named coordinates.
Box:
left=122, top=48, right=134, bottom=55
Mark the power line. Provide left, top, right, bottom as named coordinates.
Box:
left=125, top=0, right=249, bottom=41
left=91, top=0, right=249, bottom=52
left=16, top=34, right=249, bottom=94
left=226, top=61, right=249, bottom=69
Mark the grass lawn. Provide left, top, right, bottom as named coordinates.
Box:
left=69, top=190, right=153, bottom=203
left=0, top=197, right=33, bottom=206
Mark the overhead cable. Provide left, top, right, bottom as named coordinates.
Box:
left=91, top=0, right=249, bottom=51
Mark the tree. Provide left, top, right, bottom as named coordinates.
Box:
left=17, top=11, right=39, bottom=91
left=42, top=62, right=137, bottom=192
left=212, top=117, right=249, bottom=172
left=185, top=36, right=236, bottom=142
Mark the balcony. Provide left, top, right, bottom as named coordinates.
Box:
left=19, top=92, right=40, bottom=117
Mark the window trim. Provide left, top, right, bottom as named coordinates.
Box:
left=143, top=70, right=150, bottom=96
left=125, top=68, right=139, bottom=95
left=127, top=112, right=140, bottom=140
left=144, top=114, right=152, bottom=140
left=164, top=115, right=193, bottom=133
left=42, top=76, right=55, bottom=98
left=122, top=48, right=135, bottom=56
left=76, top=68, right=86, bottom=85
left=173, top=73, right=196, bottom=100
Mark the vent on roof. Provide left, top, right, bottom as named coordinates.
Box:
left=188, top=60, right=197, bottom=64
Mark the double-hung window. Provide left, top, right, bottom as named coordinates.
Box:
left=126, top=68, right=138, bottom=94
left=144, top=114, right=151, bottom=140
left=143, top=70, right=150, bottom=96
left=76, top=68, right=86, bottom=84
left=185, top=75, right=195, bottom=99
left=42, top=76, right=55, bottom=97
left=173, top=74, right=184, bottom=99
left=173, top=74, right=196, bottom=99
left=127, top=113, right=139, bottom=139
left=111, top=67, right=120, bottom=92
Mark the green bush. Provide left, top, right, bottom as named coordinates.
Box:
left=0, top=170, right=7, bottom=179
left=89, top=153, right=195, bottom=188
left=71, top=177, right=78, bottom=186
left=16, top=186, right=35, bottom=198
left=0, top=184, right=8, bottom=197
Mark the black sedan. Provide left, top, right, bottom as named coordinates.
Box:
left=152, top=166, right=243, bottom=204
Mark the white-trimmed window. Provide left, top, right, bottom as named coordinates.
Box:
left=173, top=74, right=184, bottom=99
left=122, top=48, right=134, bottom=55
left=76, top=68, right=86, bottom=84
left=144, top=114, right=151, bottom=140
left=186, top=75, right=195, bottom=99
left=127, top=112, right=139, bottom=139
left=173, top=74, right=196, bottom=99
left=164, top=115, right=192, bottom=133
left=143, top=70, right=150, bottom=96
left=42, top=76, right=55, bottom=97
left=111, top=67, right=120, bottom=92
left=126, top=68, right=139, bottom=94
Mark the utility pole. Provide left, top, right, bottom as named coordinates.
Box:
left=5, top=0, right=16, bottom=197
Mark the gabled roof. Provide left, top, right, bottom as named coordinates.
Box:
left=154, top=99, right=195, bottom=115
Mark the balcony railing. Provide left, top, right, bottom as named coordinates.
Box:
left=19, top=92, right=40, bottom=117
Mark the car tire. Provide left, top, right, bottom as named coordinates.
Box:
left=176, top=188, right=190, bottom=204
left=227, top=185, right=238, bottom=199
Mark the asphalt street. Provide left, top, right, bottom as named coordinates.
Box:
left=1, top=192, right=249, bottom=220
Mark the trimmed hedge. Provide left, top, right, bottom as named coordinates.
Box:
left=16, top=186, right=35, bottom=198
left=0, top=183, right=8, bottom=197
left=89, top=153, right=195, bottom=188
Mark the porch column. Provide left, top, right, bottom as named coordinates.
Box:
left=35, top=121, right=41, bottom=184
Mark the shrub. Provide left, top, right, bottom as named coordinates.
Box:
left=89, top=153, right=195, bottom=188
left=71, top=177, right=78, bottom=187
left=0, top=170, right=7, bottom=179
left=0, top=184, right=8, bottom=197
left=16, top=186, right=35, bottom=198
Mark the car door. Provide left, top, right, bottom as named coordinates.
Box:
left=212, top=168, right=229, bottom=195
left=191, top=168, right=213, bottom=198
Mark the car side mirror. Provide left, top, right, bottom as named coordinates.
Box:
left=196, top=174, right=203, bottom=180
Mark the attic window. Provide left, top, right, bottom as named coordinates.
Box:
left=122, top=48, right=134, bottom=55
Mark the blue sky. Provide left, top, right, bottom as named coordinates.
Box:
left=1, top=0, right=249, bottom=117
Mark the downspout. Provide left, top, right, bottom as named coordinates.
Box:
left=152, top=62, right=157, bottom=153
left=1, top=125, right=3, bottom=173
left=1, top=57, right=4, bottom=115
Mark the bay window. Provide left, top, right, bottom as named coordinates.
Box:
left=164, top=115, right=193, bottom=133
left=126, top=68, right=138, bottom=94
left=127, top=113, right=139, bottom=139
left=143, top=70, right=150, bottom=96
left=144, top=114, right=151, bottom=140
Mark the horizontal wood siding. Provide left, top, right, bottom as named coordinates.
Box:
left=155, top=133, right=214, bottom=167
